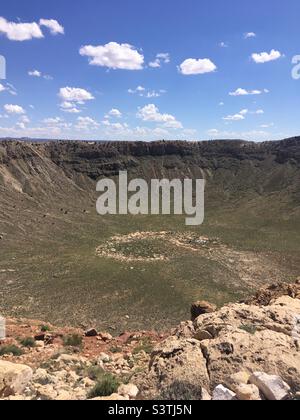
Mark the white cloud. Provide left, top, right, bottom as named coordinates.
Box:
left=28, top=69, right=53, bottom=79
left=79, top=42, right=144, bottom=70
left=128, top=86, right=145, bottom=94
left=229, top=88, right=267, bottom=96
left=0, top=83, right=6, bottom=93
left=39, top=19, right=64, bottom=35
left=137, top=104, right=183, bottom=128
left=219, top=102, right=224, bottom=106
left=149, top=53, right=170, bottom=68
left=219, top=41, right=228, bottom=48
left=179, top=58, right=217, bottom=75
left=0, top=16, right=43, bottom=41
left=207, top=128, right=271, bottom=141
left=108, top=108, right=122, bottom=118
left=260, top=123, right=274, bottom=128
left=59, top=87, right=94, bottom=103
left=244, top=32, right=256, bottom=39
left=207, top=129, right=220, bottom=136
left=28, top=70, right=42, bottom=77
left=128, top=86, right=165, bottom=98
left=223, top=113, right=245, bottom=121
left=252, top=49, right=282, bottom=64
left=223, top=108, right=264, bottom=121
left=75, top=116, right=100, bottom=130
left=59, top=101, right=81, bottom=113
left=20, top=115, right=30, bottom=124
left=43, top=117, right=64, bottom=125
left=4, top=104, right=25, bottom=114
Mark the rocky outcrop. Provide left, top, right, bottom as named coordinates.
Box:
left=138, top=290, right=300, bottom=400
left=0, top=361, right=33, bottom=397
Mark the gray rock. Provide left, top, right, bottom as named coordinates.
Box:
left=212, top=385, right=236, bottom=400
left=249, top=372, right=291, bottom=400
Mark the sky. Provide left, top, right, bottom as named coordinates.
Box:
left=0, top=0, right=299, bottom=141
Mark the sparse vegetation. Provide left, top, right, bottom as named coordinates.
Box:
left=110, top=346, right=122, bottom=354
left=20, top=337, right=36, bottom=348
left=88, top=373, right=120, bottom=399
left=0, top=345, right=24, bottom=356
left=86, top=365, right=105, bottom=381
left=158, top=381, right=202, bottom=400
left=63, top=334, right=83, bottom=348
left=133, top=338, right=154, bottom=355
left=40, top=325, right=51, bottom=332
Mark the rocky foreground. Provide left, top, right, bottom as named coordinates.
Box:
left=1, top=281, right=300, bottom=401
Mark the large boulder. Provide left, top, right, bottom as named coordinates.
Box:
left=0, top=361, right=33, bottom=397
left=142, top=336, right=210, bottom=399
left=138, top=295, right=300, bottom=399
left=191, top=301, right=217, bottom=321
left=249, top=372, right=291, bottom=401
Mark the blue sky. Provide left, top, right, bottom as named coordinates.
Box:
left=0, top=0, right=299, bottom=141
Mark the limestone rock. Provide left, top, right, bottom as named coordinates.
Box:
left=144, top=336, right=209, bottom=399
left=191, top=301, right=217, bottom=321
left=0, top=361, right=33, bottom=397
left=201, top=388, right=212, bottom=400
left=99, top=332, right=113, bottom=342
left=213, top=385, right=236, bottom=400
left=234, top=384, right=261, bottom=401
left=249, top=372, right=291, bottom=401
left=118, top=383, right=139, bottom=399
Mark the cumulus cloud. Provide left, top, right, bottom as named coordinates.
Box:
left=223, top=113, right=245, bottom=121
left=79, top=42, right=144, bottom=70
left=0, top=16, right=64, bottom=41
left=108, top=108, right=122, bottom=118
left=4, top=104, right=25, bottom=114
left=128, top=85, right=166, bottom=98
left=179, top=58, right=217, bottom=75
left=59, top=87, right=94, bottom=103
left=137, top=104, right=183, bottom=129
left=43, top=117, right=64, bottom=125
left=39, top=19, right=64, bottom=35
left=229, top=88, right=268, bottom=96
left=244, top=32, right=256, bottom=39
left=252, top=49, right=282, bottom=64
left=149, top=53, right=170, bottom=68
left=223, top=108, right=264, bottom=121
left=28, top=69, right=53, bottom=79
left=75, top=116, right=100, bottom=130
left=28, top=70, right=42, bottom=77
left=0, top=17, right=43, bottom=41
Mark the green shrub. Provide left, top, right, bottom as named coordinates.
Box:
left=0, top=345, right=24, bottom=356
left=63, top=334, right=83, bottom=347
left=86, top=365, right=105, bottom=381
left=40, top=325, right=51, bottom=332
left=109, top=346, right=122, bottom=354
left=88, top=373, right=120, bottom=398
left=20, top=337, right=36, bottom=348
left=133, top=338, right=154, bottom=355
